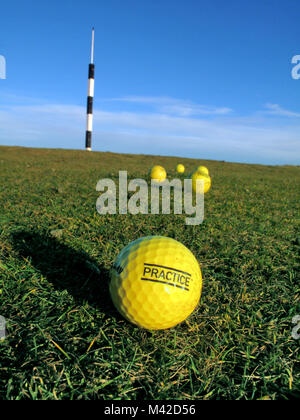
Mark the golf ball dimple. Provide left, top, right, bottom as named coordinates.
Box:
left=149, top=165, right=167, bottom=182
left=110, top=236, right=203, bottom=330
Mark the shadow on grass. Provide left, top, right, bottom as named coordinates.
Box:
left=11, top=231, right=117, bottom=316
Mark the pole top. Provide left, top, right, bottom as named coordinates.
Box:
left=91, top=27, right=95, bottom=64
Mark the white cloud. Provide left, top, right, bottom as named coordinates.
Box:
left=0, top=97, right=299, bottom=164
left=264, top=103, right=300, bottom=118
left=108, top=96, right=233, bottom=117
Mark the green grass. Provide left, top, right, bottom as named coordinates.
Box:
left=0, top=145, right=299, bottom=400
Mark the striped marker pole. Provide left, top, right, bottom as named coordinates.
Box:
left=86, top=28, right=95, bottom=151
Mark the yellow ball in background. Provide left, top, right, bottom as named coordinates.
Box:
left=176, top=164, right=185, bottom=174
left=150, top=165, right=167, bottom=182
left=191, top=172, right=212, bottom=194
left=196, top=165, right=209, bottom=176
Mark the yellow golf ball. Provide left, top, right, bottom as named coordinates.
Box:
left=196, top=165, right=209, bottom=176
left=191, top=172, right=212, bottom=194
left=176, top=164, right=185, bottom=174
left=110, top=236, right=202, bottom=330
left=150, top=165, right=167, bottom=182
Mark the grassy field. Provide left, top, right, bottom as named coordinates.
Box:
left=0, top=145, right=299, bottom=400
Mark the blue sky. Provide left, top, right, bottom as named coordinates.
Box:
left=0, top=0, right=300, bottom=164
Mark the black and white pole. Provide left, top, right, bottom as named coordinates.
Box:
left=85, top=28, right=95, bottom=151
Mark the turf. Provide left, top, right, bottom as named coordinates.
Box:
left=0, top=145, right=299, bottom=400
